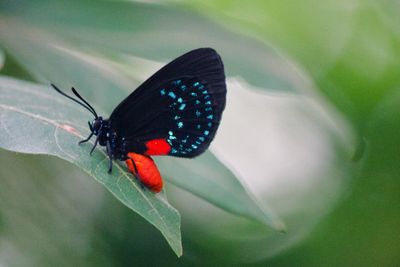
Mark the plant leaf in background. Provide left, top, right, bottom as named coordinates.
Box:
left=185, top=0, right=400, bottom=123
left=0, top=0, right=358, bottom=266
left=182, top=0, right=400, bottom=266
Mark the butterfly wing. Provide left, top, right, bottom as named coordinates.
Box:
left=109, top=48, right=226, bottom=158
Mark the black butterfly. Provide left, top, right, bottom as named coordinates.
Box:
left=52, top=48, right=226, bottom=192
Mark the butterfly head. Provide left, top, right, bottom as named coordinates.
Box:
left=51, top=84, right=112, bottom=150
left=89, top=116, right=104, bottom=136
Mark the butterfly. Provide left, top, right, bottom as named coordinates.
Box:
left=52, top=48, right=226, bottom=192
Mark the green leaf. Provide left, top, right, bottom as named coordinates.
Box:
left=0, top=76, right=182, bottom=257
left=157, top=152, right=285, bottom=230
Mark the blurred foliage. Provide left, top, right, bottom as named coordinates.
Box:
left=0, top=0, right=399, bottom=266
left=184, top=0, right=400, bottom=266
left=187, top=0, right=400, bottom=126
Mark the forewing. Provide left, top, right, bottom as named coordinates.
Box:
left=109, top=48, right=226, bottom=158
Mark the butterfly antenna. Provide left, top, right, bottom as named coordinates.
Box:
left=71, top=87, right=98, bottom=118
left=51, top=84, right=98, bottom=118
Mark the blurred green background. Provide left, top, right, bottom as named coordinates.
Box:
left=0, top=0, right=399, bottom=266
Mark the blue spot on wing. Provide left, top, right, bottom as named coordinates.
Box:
left=158, top=79, right=216, bottom=156
left=168, top=91, right=176, bottom=99
left=179, top=103, right=186, bottom=110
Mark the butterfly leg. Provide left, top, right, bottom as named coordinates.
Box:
left=79, top=121, right=95, bottom=144
left=106, top=140, right=113, bottom=173
left=79, top=132, right=93, bottom=145
left=89, top=133, right=100, bottom=155
left=127, top=156, right=138, bottom=173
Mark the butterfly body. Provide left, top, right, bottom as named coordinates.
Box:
left=52, top=48, right=226, bottom=193
left=88, top=117, right=125, bottom=159
left=126, top=152, right=163, bottom=192
left=89, top=118, right=172, bottom=159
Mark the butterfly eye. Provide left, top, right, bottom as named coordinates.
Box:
left=92, top=119, right=102, bottom=133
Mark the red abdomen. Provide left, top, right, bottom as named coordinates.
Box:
left=125, top=152, right=163, bottom=192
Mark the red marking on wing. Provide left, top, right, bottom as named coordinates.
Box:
left=126, top=152, right=163, bottom=193
left=145, top=139, right=171, bottom=155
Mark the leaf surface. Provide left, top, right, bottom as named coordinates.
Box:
left=0, top=77, right=182, bottom=256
